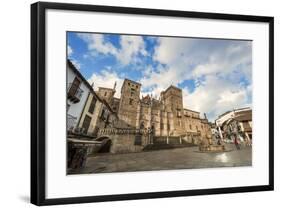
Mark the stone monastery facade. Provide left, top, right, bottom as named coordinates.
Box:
left=67, top=60, right=212, bottom=153
left=97, top=78, right=211, bottom=140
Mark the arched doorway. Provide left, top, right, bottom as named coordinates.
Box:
left=150, top=123, right=155, bottom=144
left=95, top=136, right=112, bottom=153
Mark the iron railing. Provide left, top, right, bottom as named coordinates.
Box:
left=67, top=114, right=77, bottom=130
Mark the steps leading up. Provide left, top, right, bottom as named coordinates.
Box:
left=143, top=138, right=197, bottom=151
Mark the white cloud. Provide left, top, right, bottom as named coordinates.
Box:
left=77, top=33, right=148, bottom=65
left=153, top=37, right=193, bottom=65
left=116, top=36, right=147, bottom=65
left=139, top=63, right=193, bottom=101
left=182, top=75, right=251, bottom=121
left=139, top=70, right=252, bottom=121
left=67, top=45, right=73, bottom=56
left=78, top=33, right=117, bottom=55
left=192, top=63, right=221, bottom=77
left=143, top=65, right=154, bottom=76
left=153, top=37, right=252, bottom=80
left=141, top=37, right=252, bottom=121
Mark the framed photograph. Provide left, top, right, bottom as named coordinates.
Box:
left=31, top=2, right=274, bottom=205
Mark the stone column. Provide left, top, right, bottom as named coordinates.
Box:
left=218, top=125, right=223, bottom=140
left=245, top=132, right=250, bottom=145
left=136, top=102, right=141, bottom=128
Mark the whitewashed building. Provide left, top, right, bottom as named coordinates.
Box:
left=67, top=60, right=92, bottom=131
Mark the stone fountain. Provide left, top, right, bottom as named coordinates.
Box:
left=199, top=134, right=226, bottom=152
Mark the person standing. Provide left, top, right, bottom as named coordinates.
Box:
left=234, top=136, right=240, bottom=150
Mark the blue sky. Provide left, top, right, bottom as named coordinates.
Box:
left=67, top=32, right=252, bottom=121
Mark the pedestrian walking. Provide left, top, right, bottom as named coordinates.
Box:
left=234, top=136, right=240, bottom=150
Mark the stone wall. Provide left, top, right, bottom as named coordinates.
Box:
left=110, top=134, right=149, bottom=153
left=98, top=128, right=151, bottom=154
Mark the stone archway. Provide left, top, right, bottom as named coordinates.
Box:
left=95, top=136, right=112, bottom=153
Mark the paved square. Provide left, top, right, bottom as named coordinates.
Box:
left=68, top=144, right=252, bottom=174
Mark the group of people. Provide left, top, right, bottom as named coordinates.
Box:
left=216, top=136, right=252, bottom=150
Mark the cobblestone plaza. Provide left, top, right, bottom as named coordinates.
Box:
left=69, top=144, right=252, bottom=174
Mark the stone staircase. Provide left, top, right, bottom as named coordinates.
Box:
left=143, top=136, right=196, bottom=151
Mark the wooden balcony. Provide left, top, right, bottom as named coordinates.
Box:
left=67, top=83, right=83, bottom=103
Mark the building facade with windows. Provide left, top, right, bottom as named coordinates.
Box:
left=67, top=60, right=93, bottom=131
left=67, top=60, right=212, bottom=153
left=67, top=60, right=119, bottom=137
left=114, top=80, right=212, bottom=143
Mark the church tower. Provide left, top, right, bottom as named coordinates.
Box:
left=118, top=79, right=141, bottom=127
left=161, top=85, right=184, bottom=136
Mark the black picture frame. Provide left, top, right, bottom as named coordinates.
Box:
left=31, top=1, right=274, bottom=206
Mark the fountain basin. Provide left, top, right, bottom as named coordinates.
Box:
left=199, top=144, right=226, bottom=152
